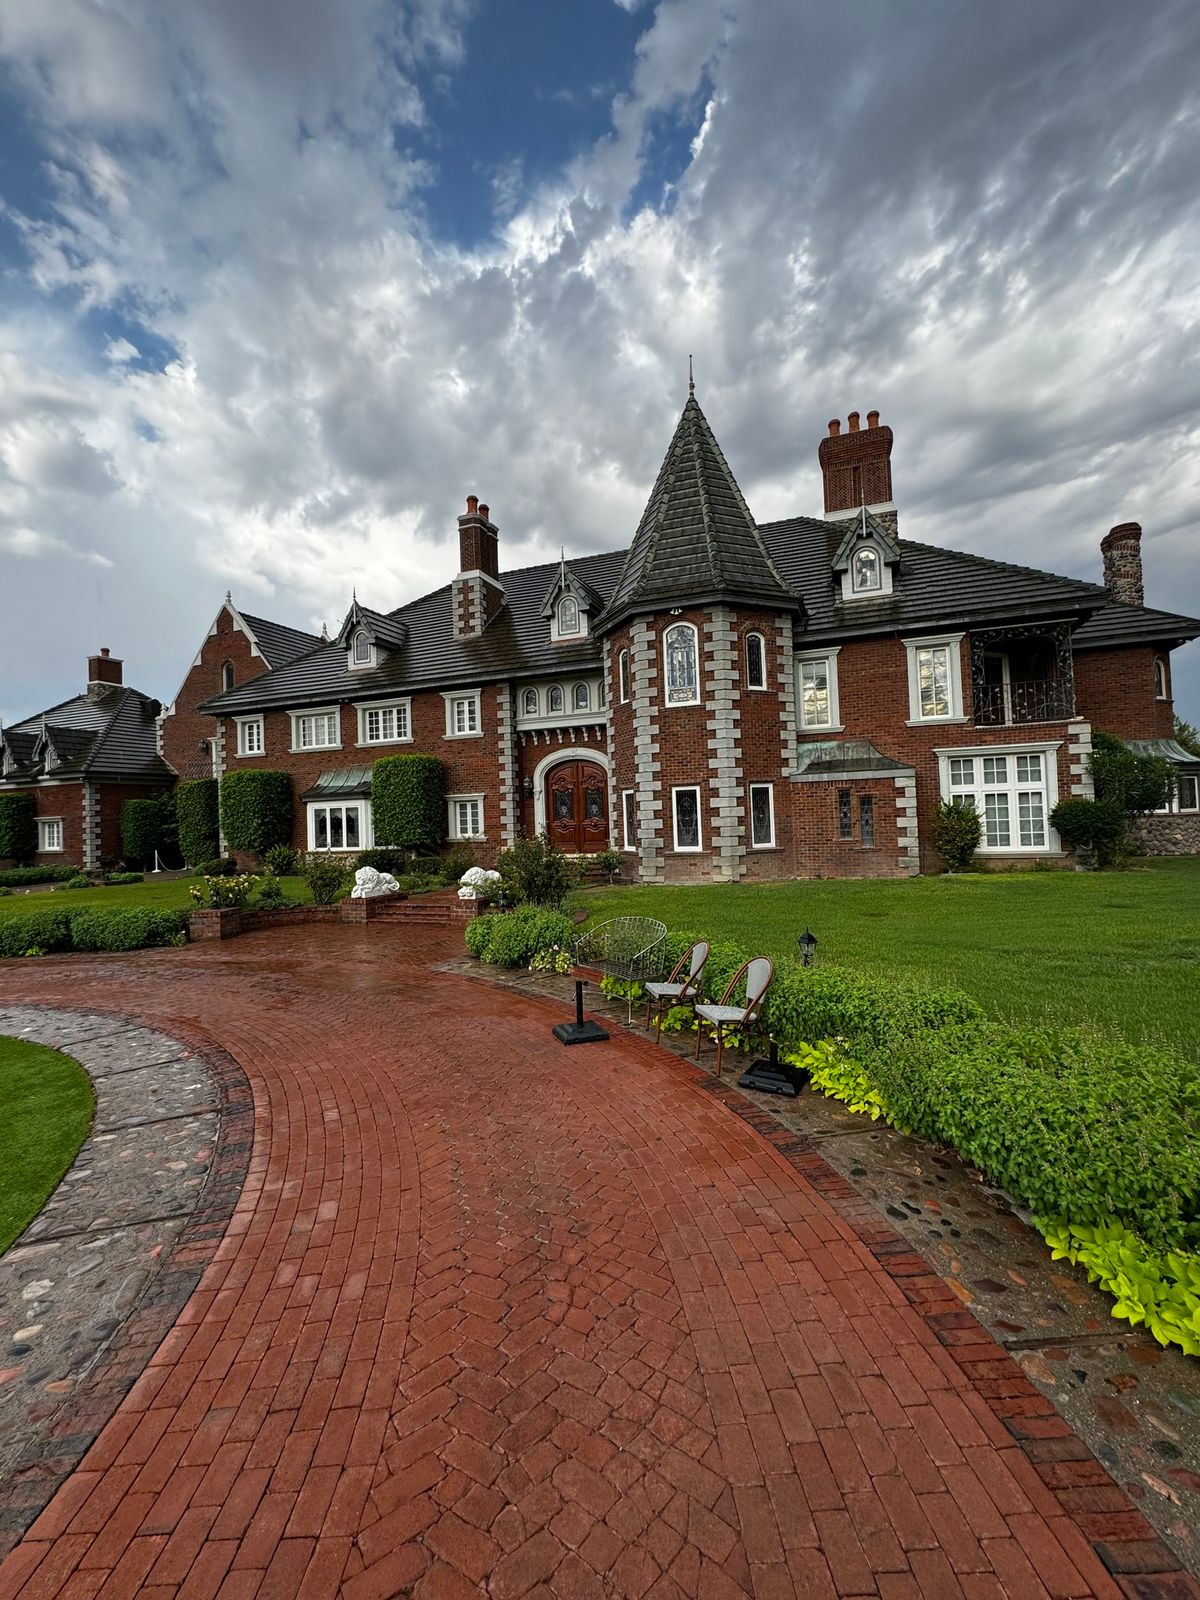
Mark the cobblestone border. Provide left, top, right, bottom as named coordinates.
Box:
left=0, top=1007, right=252, bottom=1556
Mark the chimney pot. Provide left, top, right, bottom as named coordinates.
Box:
left=867, top=410, right=880, bottom=429
left=1100, top=521, right=1144, bottom=607
left=847, top=411, right=860, bottom=432
left=479, top=503, right=490, bottom=522
left=466, top=494, right=479, bottom=514
left=87, top=649, right=123, bottom=689
left=827, top=419, right=841, bottom=436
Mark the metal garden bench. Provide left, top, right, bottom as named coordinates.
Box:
left=572, top=916, right=668, bottom=1019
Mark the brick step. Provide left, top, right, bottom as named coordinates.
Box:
left=373, top=905, right=475, bottom=923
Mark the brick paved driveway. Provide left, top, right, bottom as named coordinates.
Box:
left=0, top=928, right=1181, bottom=1598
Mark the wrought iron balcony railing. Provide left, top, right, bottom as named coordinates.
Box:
left=972, top=678, right=1076, bottom=726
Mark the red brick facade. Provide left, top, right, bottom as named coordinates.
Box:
left=1073, top=645, right=1174, bottom=739
left=161, top=606, right=273, bottom=781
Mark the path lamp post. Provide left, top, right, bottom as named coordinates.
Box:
left=799, top=928, right=818, bottom=967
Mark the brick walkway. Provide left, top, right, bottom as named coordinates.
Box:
left=0, top=928, right=1191, bottom=1599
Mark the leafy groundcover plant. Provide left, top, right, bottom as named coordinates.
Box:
left=569, top=923, right=1200, bottom=1356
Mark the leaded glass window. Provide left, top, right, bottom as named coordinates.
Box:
left=664, top=624, right=699, bottom=706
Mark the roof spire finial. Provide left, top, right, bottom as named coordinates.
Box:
left=320, top=621, right=329, bottom=642
left=225, top=589, right=232, bottom=606
left=688, top=353, right=695, bottom=398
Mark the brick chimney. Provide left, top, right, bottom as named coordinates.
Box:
left=818, top=410, right=895, bottom=527
left=1101, top=522, right=1143, bottom=608
left=87, top=647, right=123, bottom=690
left=452, top=495, right=505, bottom=641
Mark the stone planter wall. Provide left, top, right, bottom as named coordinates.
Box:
left=1134, top=815, right=1200, bottom=856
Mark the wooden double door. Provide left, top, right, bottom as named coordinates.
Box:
left=546, top=759, right=609, bottom=853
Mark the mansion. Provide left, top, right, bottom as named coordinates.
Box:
left=156, top=397, right=1199, bottom=880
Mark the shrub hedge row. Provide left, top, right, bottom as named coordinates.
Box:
left=0, top=794, right=36, bottom=863
left=219, top=770, right=293, bottom=856
left=371, top=755, right=445, bottom=850
left=464, top=907, right=574, bottom=967
left=176, top=778, right=220, bottom=866
left=0, top=908, right=189, bottom=958
left=0, top=866, right=77, bottom=887
left=120, top=793, right=177, bottom=867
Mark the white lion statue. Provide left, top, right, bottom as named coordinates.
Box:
left=457, top=866, right=501, bottom=901
left=350, top=866, right=401, bottom=899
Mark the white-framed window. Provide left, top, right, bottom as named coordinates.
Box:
left=744, top=632, right=767, bottom=691
left=671, top=785, right=702, bottom=851
left=547, top=685, right=564, bottom=715
left=749, top=783, right=775, bottom=848
left=350, top=629, right=374, bottom=670
left=557, top=595, right=580, bottom=636
left=572, top=682, right=590, bottom=711
left=448, top=794, right=485, bottom=839
left=664, top=622, right=700, bottom=707
left=939, top=742, right=1061, bottom=852
left=905, top=635, right=965, bottom=723
left=235, top=716, right=264, bottom=756
left=621, top=789, right=637, bottom=851
left=522, top=687, right=539, bottom=717
left=291, top=707, right=341, bottom=751
left=221, top=661, right=234, bottom=693
left=443, top=690, right=482, bottom=738
left=852, top=546, right=881, bottom=593
left=1157, top=774, right=1199, bottom=814
left=1154, top=658, right=1168, bottom=700
left=797, top=650, right=842, bottom=731
left=618, top=649, right=630, bottom=704
left=307, top=799, right=370, bottom=852
left=357, top=699, right=411, bottom=745
left=37, top=817, right=63, bottom=853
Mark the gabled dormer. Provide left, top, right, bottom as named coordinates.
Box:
left=831, top=510, right=901, bottom=602
left=540, top=558, right=602, bottom=644
left=336, top=598, right=408, bottom=672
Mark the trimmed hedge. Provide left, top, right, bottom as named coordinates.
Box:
left=0, top=866, right=77, bottom=887
left=120, top=793, right=176, bottom=867
left=0, top=907, right=188, bottom=958
left=220, top=770, right=293, bottom=856
left=176, top=779, right=220, bottom=866
left=371, top=755, right=444, bottom=850
left=465, top=907, right=574, bottom=967
left=0, top=794, right=36, bottom=864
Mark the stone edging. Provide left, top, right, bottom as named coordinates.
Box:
left=0, top=1006, right=252, bottom=1556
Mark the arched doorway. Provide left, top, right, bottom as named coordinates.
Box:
left=546, top=759, right=609, bottom=853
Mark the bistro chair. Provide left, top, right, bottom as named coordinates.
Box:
left=695, top=957, right=775, bottom=1077
left=643, top=940, right=710, bottom=1041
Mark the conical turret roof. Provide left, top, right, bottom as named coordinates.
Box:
left=600, top=396, right=799, bottom=629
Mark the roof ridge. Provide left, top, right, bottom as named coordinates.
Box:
left=81, top=686, right=136, bottom=773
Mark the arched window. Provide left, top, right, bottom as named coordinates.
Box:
left=1154, top=658, right=1168, bottom=699
left=352, top=629, right=372, bottom=665
left=547, top=684, right=564, bottom=714
left=663, top=622, right=699, bottom=706
left=852, top=545, right=881, bottom=593
left=522, top=687, right=539, bottom=717
left=597, top=677, right=606, bottom=709
left=744, top=632, right=766, bottom=690
left=573, top=682, right=590, bottom=711
left=618, top=649, right=630, bottom=703
left=221, top=661, right=234, bottom=693
left=557, top=595, right=580, bottom=636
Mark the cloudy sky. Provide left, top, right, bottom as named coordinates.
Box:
left=1, top=0, right=1198, bottom=723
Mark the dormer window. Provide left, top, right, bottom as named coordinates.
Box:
left=351, top=629, right=373, bottom=669
left=557, top=595, right=580, bottom=636
left=852, top=546, right=881, bottom=593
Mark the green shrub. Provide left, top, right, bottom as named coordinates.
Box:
left=371, top=755, right=444, bottom=849
left=263, top=843, right=299, bottom=877
left=467, top=906, right=574, bottom=967
left=303, top=854, right=348, bottom=905
left=219, top=770, right=293, bottom=857
left=1049, top=796, right=1127, bottom=868
left=594, top=848, right=623, bottom=883
left=190, top=873, right=258, bottom=909
left=176, top=778, right=220, bottom=866
left=355, top=847, right=408, bottom=875
left=68, top=908, right=189, bottom=952
left=1091, top=729, right=1175, bottom=818
left=440, top=845, right=478, bottom=883
left=254, top=877, right=287, bottom=908
left=60, top=875, right=92, bottom=890
left=932, top=799, right=981, bottom=872
left=867, top=1023, right=1200, bottom=1251
left=104, top=871, right=144, bottom=885
left=0, top=794, right=36, bottom=864
left=497, top=834, right=576, bottom=907
left=120, top=792, right=177, bottom=867
left=0, top=865, right=77, bottom=887
left=0, top=911, right=73, bottom=957
left=0, top=888, right=9, bottom=898
left=193, top=856, right=238, bottom=877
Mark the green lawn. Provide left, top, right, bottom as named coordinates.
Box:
left=0, top=1037, right=94, bottom=1253
left=572, top=857, right=1200, bottom=1056
left=0, top=876, right=313, bottom=916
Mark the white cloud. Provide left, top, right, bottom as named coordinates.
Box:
left=0, top=0, right=1198, bottom=722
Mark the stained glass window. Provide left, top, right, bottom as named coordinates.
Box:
left=664, top=624, right=699, bottom=706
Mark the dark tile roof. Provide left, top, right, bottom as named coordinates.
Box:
left=599, top=396, right=798, bottom=630
left=336, top=602, right=408, bottom=652
left=2, top=687, right=172, bottom=784
left=1072, top=599, right=1200, bottom=650
left=239, top=612, right=323, bottom=668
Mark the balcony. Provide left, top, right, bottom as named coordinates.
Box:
left=972, top=677, right=1076, bottom=727
left=970, top=623, right=1076, bottom=727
